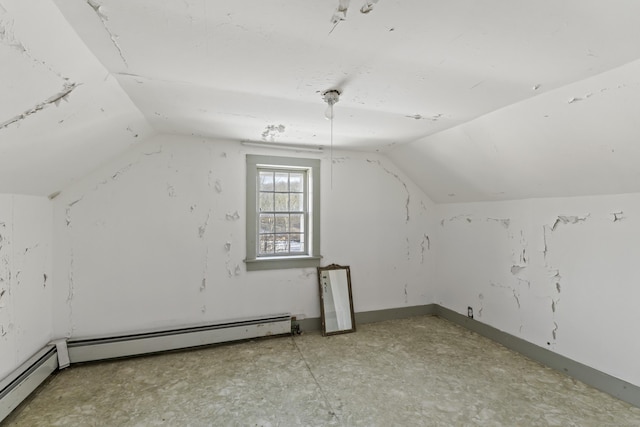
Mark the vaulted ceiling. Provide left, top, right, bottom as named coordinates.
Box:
left=2, top=0, right=640, bottom=201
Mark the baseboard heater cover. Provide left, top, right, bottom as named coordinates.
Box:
left=0, top=345, right=58, bottom=423
left=67, top=313, right=292, bottom=363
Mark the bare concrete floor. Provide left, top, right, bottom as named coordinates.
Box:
left=4, top=316, right=640, bottom=426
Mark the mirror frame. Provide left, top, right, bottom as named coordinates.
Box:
left=317, top=263, right=356, bottom=336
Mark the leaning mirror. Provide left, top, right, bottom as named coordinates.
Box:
left=317, top=264, right=356, bottom=336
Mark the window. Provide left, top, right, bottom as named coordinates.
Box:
left=245, top=155, right=321, bottom=271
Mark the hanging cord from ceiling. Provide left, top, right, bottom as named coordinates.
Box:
left=323, top=90, right=340, bottom=189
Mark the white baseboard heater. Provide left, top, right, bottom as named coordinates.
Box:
left=67, top=313, right=292, bottom=363
left=0, top=345, right=59, bottom=422
left=0, top=314, right=291, bottom=422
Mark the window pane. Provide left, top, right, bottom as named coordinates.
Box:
left=259, top=192, right=274, bottom=212
left=275, top=172, right=289, bottom=192
left=274, top=193, right=289, bottom=211
left=275, top=234, right=289, bottom=253
left=290, top=233, right=304, bottom=253
left=289, top=193, right=303, bottom=212
left=275, top=214, right=289, bottom=233
left=290, top=214, right=303, bottom=233
left=259, top=234, right=274, bottom=255
left=259, top=214, right=274, bottom=233
left=290, top=172, right=304, bottom=192
left=259, top=171, right=274, bottom=191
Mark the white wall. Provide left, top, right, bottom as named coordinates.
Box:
left=436, top=194, right=640, bottom=387
left=0, top=195, right=52, bottom=379
left=52, top=134, right=437, bottom=339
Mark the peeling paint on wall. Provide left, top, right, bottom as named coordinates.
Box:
left=366, top=159, right=410, bottom=222
left=1, top=82, right=79, bottom=130
left=487, top=218, right=510, bottom=229
left=167, top=184, right=176, bottom=198
left=405, top=113, right=443, bottom=121
left=198, top=211, right=211, bottom=238
left=420, top=234, right=430, bottom=264
left=86, top=0, right=128, bottom=67
left=611, top=211, right=625, bottom=222
left=360, top=0, right=379, bottom=14
left=225, top=211, right=240, bottom=221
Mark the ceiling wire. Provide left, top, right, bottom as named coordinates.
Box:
left=330, top=103, right=334, bottom=189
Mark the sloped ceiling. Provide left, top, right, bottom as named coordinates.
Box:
left=2, top=0, right=640, bottom=201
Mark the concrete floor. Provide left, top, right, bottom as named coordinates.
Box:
left=4, top=316, right=640, bottom=426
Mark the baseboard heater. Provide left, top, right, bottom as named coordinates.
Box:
left=0, top=314, right=291, bottom=422
left=67, top=313, right=292, bottom=363
left=0, top=345, right=58, bottom=422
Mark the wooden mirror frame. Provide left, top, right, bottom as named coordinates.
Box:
left=317, top=264, right=356, bottom=336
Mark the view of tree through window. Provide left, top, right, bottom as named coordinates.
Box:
left=258, top=169, right=306, bottom=255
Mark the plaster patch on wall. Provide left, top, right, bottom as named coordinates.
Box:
left=542, top=214, right=590, bottom=259
left=512, top=289, right=521, bottom=309
left=65, top=197, right=83, bottom=227
left=225, top=211, right=240, bottom=221
left=487, top=218, right=510, bottom=229
left=126, top=126, right=139, bottom=138
left=86, top=0, right=128, bottom=67
left=66, top=251, right=76, bottom=337
left=330, top=0, right=350, bottom=29
left=405, top=113, right=443, bottom=121
left=167, top=184, right=176, bottom=198
left=1, top=82, right=79, bottom=130
left=550, top=214, right=590, bottom=230
left=567, top=93, right=592, bottom=104
left=261, top=124, right=286, bottom=142
left=611, top=211, right=625, bottom=222
left=366, top=159, right=410, bottom=222
left=214, top=179, right=223, bottom=194
left=510, top=265, right=526, bottom=276
left=198, top=210, right=211, bottom=238
left=420, top=234, right=430, bottom=264
left=360, top=0, right=379, bottom=14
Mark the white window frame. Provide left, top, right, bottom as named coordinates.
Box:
left=245, top=155, right=321, bottom=271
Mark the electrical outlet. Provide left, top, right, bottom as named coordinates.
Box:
left=467, top=306, right=473, bottom=319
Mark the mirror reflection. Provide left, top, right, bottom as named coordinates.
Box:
left=317, top=264, right=356, bottom=336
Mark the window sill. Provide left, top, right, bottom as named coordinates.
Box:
left=244, top=256, right=322, bottom=271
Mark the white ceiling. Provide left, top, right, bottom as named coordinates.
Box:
left=2, top=0, right=640, bottom=201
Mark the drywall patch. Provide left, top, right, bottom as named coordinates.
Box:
left=86, top=0, right=128, bottom=66
left=1, top=82, right=79, bottom=130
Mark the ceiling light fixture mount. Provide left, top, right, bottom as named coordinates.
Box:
left=322, top=89, right=341, bottom=120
